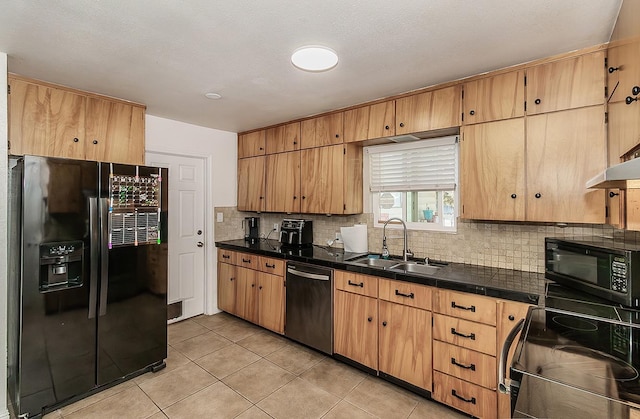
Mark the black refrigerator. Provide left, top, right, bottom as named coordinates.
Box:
left=8, top=155, right=168, bottom=418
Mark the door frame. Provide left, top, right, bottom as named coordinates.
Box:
left=145, top=150, right=215, bottom=321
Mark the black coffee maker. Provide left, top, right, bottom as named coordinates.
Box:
left=243, top=217, right=260, bottom=243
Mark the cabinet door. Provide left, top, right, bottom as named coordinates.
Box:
left=396, top=85, right=461, bottom=134
left=526, top=106, right=606, bottom=223
left=9, top=78, right=86, bottom=159
left=607, top=41, right=640, bottom=104
left=463, top=70, right=524, bottom=124
left=526, top=51, right=605, bottom=115
left=379, top=301, right=432, bottom=390
left=496, top=301, right=531, bottom=419
left=368, top=100, right=395, bottom=139
left=460, top=119, right=525, bottom=221
left=300, top=113, right=343, bottom=149
left=343, top=144, right=363, bottom=214
left=217, top=262, right=237, bottom=315
left=300, top=145, right=344, bottom=214
left=265, top=122, right=300, bottom=154
left=265, top=151, right=300, bottom=213
left=85, top=97, right=145, bottom=164
left=343, top=106, right=369, bottom=143
left=238, top=130, right=266, bottom=158
left=237, top=156, right=265, bottom=212
left=608, top=101, right=640, bottom=164
left=236, top=267, right=258, bottom=323
left=257, top=273, right=285, bottom=334
left=334, top=290, right=378, bottom=370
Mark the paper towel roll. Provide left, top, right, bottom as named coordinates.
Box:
left=341, top=224, right=368, bottom=253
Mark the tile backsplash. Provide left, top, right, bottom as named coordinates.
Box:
left=214, top=207, right=635, bottom=273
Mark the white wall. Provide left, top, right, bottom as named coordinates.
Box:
left=0, top=51, right=10, bottom=419
left=145, top=114, right=237, bottom=314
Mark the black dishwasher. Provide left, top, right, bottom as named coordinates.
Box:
left=285, top=262, right=333, bottom=354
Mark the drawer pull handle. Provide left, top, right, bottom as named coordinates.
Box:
left=451, top=358, right=476, bottom=371
left=451, top=389, right=476, bottom=405
left=395, top=290, right=415, bottom=299
left=451, top=328, right=475, bottom=340
left=451, top=301, right=475, bottom=312
left=242, top=258, right=251, bottom=263
left=348, top=280, right=364, bottom=288
left=222, top=255, right=230, bottom=259
left=265, top=263, right=276, bottom=268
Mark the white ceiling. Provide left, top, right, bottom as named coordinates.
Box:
left=0, top=1, right=622, bottom=133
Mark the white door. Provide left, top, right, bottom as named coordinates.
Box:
left=146, top=152, right=206, bottom=320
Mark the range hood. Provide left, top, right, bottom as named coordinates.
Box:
left=586, top=158, right=640, bottom=189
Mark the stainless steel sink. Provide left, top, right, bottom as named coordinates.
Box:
left=390, top=262, right=440, bottom=275
left=349, top=257, right=400, bottom=268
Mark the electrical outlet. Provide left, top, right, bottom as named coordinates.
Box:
left=273, top=223, right=279, bottom=231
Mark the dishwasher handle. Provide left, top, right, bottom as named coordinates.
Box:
left=498, top=318, right=525, bottom=394
left=287, top=267, right=330, bottom=281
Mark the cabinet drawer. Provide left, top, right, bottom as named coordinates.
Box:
left=218, top=249, right=236, bottom=265
left=236, top=252, right=259, bottom=269
left=433, top=371, right=497, bottom=419
left=258, top=256, right=284, bottom=276
left=335, top=271, right=378, bottom=298
left=433, top=314, right=497, bottom=356
left=434, top=289, right=496, bottom=326
left=378, top=278, right=432, bottom=310
left=433, top=341, right=496, bottom=389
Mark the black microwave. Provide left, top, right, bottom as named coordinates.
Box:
left=545, top=237, right=640, bottom=308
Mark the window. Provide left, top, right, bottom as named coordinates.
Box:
left=366, top=136, right=459, bottom=232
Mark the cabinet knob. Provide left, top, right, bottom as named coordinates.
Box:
left=93, top=139, right=98, bottom=145
left=293, top=141, right=297, bottom=145
left=511, top=194, right=517, bottom=199
left=399, top=122, right=405, bottom=128
left=259, top=147, right=264, bottom=150
left=534, top=99, right=541, bottom=105
left=508, top=315, right=515, bottom=321
left=335, top=134, right=340, bottom=138
left=230, top=277, right=234, bottom=281
left=610, top=191, right=620, bottom=198
left=609, top=66, right=620, bottom=74
left=293, top=196, right=297, bottom=200
left=469, top=110, right=475, bottom=115
left=384, top=125, right=390, bottom=130
left=302, top=196, right=306, bottom=199
left=367, top=316, right=373, bottom=322
left=382, top=321, right=387, bottom=327
left=535, top=193, right=542, bottom=199
left=259, top=285, right=263, bottom=290
left=633, top=86, right=640, bottom=96
left=259, top=196, right=264, bottom=200
left=626, top=96, right=638, bottom=105
left=251, top=284, right=255, bottom=288
left=73, top=137, right=79, bottom=143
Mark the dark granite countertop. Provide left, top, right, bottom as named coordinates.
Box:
left=216, top=239, right=545, bottom=305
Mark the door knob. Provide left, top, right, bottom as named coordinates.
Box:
left=197, top=241, right=204, bottom=247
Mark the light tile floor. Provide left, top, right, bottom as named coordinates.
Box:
left=44, top=313, right=467, bottom=419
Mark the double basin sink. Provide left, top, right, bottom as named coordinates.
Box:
left=347, top=255, right=441, bottom=276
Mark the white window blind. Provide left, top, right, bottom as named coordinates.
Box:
left=367, top=136, right=458, bottom=192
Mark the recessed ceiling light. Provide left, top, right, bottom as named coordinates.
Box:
left=205, top=92, right=222, bottom=100
left=291, top=46, right=338, bottom=72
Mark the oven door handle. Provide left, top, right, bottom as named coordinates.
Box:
left=498, top=318, right=525, bottom=394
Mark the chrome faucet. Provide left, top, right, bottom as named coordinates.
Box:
left=381, top=217, right=413, bottom=261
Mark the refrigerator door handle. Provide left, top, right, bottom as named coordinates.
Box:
left=89, top=197, right=99, bottom=319
left=99, top=197, right=109, bottom=316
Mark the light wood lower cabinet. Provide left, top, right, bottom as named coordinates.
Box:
left=379, top=300, right=432, bottom=390
left=433, top=314, right=497, bottom=356
left=433, top=371, right=497, bottom=419
left=334, top=290, right=378, bottom=370
left=216, top=250, right=284, bottom=334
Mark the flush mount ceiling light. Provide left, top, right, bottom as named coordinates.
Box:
left=291, top=46, right=338, bottom=72
left=204, top=92, right=222, bottom=100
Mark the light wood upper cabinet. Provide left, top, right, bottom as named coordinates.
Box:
left=300, top=144, right=362, bottom=214
left=238, top=130, right=266, bottom=158
left=526, top=106, right=606, bottom=223
left=8, top=75, right=145, bottom=164
left=463, top=70, right=525, bottom=124
left=609, top=101, right=640, bottom=164
left=265, top=122, right=300, bottom=154
left=300, top=113, right=343, bottom=149
left=460, top=119, right=526, bottom=221
left=237, top=156, right=265, bottom=212
left=334, top=290, right=378, bottom=370
left=607, top=40, right=640, bottom=104
left=9, top=77, right=86, bottom=159
left=526, top=51, right=605, bottom=115
left=265, top=151, right=300, bottom=213
left=343, top=100, right=395, bottom=143
left=396, top=85, right=462, bottom=134
left=85, top=97, right=145, bottom=165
